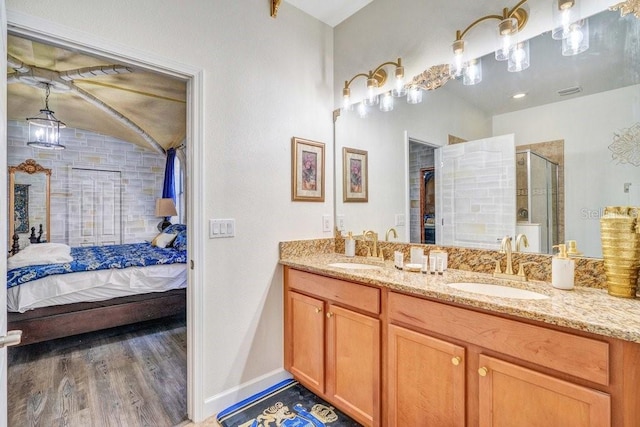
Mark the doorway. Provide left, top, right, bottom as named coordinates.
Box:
left=4, top=16, right=204, bottom=422
left=421, top=168, right=436, bottom=244
left=408, top=139, right=436, bottom=243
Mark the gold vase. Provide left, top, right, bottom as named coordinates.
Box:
left=600, top=206, right=640, bottom=298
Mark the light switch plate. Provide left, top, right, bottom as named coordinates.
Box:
left=336, top=215, right=345, bottom=232
left=209, top=219, right=236, bottom=238
left=395, top=214, right=406, bottom=226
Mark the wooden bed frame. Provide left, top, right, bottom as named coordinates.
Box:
left=7, top=288, right=186, bottom=346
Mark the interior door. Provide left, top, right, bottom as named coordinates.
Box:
left=435, top=134, right=516, bottom=249
left=68, top=168, right=122, bottom=247
left=1, top=0, right=10, bottom=421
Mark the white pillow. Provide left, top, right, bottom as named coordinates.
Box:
left=151, top=232, right=177, bottom=248
left=8, top=243, right=73, bottom=269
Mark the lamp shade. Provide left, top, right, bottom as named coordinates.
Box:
left=156, top=198, right=177, bottom=217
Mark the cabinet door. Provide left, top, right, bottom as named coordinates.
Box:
left=478, top=355, right=611, bottom=427
left=286, top=291, right=325, bottom=394
left=388, top=324, right=466, bottom=427
left=326, top=304, right=380, bottom=426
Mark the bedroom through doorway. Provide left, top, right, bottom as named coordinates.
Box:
left=5, top=30, right=191, bottom=425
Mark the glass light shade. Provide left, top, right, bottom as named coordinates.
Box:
left=391, top=65, right=407, bottom=97
left=357, top=103, right=369, bottom=118
left=27, top=109, right=66, bottom=150
left=451, top=39, right=465, bottom=77
left=508, top=41, right=530, bottom=72
left=552, top=0, right=579, bottom=40
left=379, top=91, right=394, bottom=112
left=342, top=87, right=353, bottom=111
left=562, top=19, right=589, bottom=56
left=363, top=77, right=379, bottom=106
left=406, top=87, right=423, bottom=104
left=496, top=18, right=517, bottom=61
left=463, top=58, right=482, bottom=86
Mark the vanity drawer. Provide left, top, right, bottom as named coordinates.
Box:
left=389, top=292, right=609, bottom=386
left=286, top=268, right=380, bottom=315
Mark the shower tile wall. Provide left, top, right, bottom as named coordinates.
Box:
left=8, top=121, right=166, bottom=245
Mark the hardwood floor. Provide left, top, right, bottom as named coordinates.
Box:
left=8, top=314, right=187, bottom=427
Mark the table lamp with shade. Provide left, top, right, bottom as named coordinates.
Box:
left=156, top=198, right=177, bottom=231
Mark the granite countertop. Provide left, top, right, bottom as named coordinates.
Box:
left=280, top=253, right=640, bottom=344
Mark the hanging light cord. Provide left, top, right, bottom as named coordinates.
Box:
left=42, top=83, right=52, bottom=111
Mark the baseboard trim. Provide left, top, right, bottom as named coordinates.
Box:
left=200, top=368, right=292, bottom=422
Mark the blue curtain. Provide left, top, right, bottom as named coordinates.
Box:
left=162, top=148, right=176, bottom=202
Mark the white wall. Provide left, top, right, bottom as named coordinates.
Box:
left=6, top=0, right=334, bottom=421
left=493, top=84, right=640, bottom=257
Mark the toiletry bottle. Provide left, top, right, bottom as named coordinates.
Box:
left=552, top=244, right=574, bottom=290
left=345, top=232, right=355, bottom=257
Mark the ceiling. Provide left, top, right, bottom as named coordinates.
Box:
left=7, top=35, right=187, bottom=154
left=283, top=0, right=372, bottom=27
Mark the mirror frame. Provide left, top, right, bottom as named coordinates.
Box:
left=9, top=159, right=51, bottom=247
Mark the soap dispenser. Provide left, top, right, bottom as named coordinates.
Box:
left=345, top=232, right=356, bottom=257
left=552, top=244, right=574, bottom=290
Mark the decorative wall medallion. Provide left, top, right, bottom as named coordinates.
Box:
left=610, top=0, right=640, bottom=18
left=609, top=122, right=640, bottom=166
left=408, top=64, right=452, bottom=91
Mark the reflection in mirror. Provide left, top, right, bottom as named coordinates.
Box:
left=9, top=159, right=51, bottom=251
left=334, top=8, right=639, bottom=258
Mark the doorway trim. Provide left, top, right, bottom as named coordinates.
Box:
left=6, top=10, right=206, bottom=422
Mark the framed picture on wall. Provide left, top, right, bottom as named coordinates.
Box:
left=343, top=147, right=368, bottom=202
left=13, top=184, right=30, bottom=233
left=291, top=137, right=325, bottom=202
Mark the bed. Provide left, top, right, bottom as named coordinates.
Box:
left=6, top=224, right=188, bottom=346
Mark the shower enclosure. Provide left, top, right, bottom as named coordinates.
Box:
left=516, top=150, right=559, bottom=254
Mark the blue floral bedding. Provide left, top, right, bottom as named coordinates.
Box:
left=7, top=243, right=186, bottom=289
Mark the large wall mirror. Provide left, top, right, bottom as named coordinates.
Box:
left=9, top=159, right=51, bottom=249
left=335, top=6, right=639, bottom=259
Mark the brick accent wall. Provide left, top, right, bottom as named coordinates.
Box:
left=8, top=121, right=166, bottom=245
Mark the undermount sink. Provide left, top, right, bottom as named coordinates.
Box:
left=447, top=282, right=549, bottom=300
left=327, top=262, right=383, bottom=270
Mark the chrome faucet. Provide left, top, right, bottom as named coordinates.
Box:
left=515, top=234, right=529, bottom=252
left=385, top=227, right=398, bottom=241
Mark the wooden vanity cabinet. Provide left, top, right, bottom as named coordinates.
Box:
left=388, top=323, right=466, bottom=426
left=477, top=354, right=610, bottom=426
left=284, top=267, right=381, bottom=427
left=387, top=291, right=638, bottom=427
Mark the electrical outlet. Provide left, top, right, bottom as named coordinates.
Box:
left=624, top=182, right=631, bottom=193
left=322, top=215, right=332, bottom=232
left=336, top=215, right=345, bottom=232
left=395, top=214, right=406, bottom=226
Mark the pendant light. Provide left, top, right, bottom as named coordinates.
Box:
left=26, top=83, right=66, bottom=150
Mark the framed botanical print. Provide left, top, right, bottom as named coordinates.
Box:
left=343, top=147, right=368, bottom=202
left=292, top=137, right=325, bottom=202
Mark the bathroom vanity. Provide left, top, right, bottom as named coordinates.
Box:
left=281, top=252, right=640, bottom=427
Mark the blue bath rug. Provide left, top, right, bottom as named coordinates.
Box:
left=216, top=379, right=363, bottom=426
